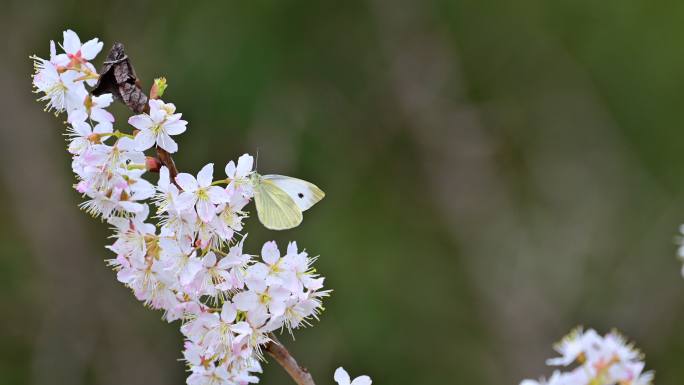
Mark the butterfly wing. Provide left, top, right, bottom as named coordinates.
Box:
left=253, top=178, right=303, bottom=230
left=262, top=175, right=325, bottom=211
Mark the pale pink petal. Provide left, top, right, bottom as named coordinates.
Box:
left=49, top=40, right=57, bottom=58
left=175, top=173, right=199, bottom=192
left=197, top=163, right=214, bottom=187
left=158, top=166, right=170, bottom=189
left=91, top=108, right=115, bottom=123
left=207, top=186, right=229, bottom=204
left=233, top=291, right=258, bottom=311
left=261, top=241, right=280, bottom=265
left=164, top=119, right=187, bottom=135
left=334, top=368, right=351, bottom=385
left=128, top=114, right=153, bottom=130
left=71, top=120, right=92, bottom=137
left=62, top=29, right=81, bottom=54
left=133, top=129, right=156, bottom=151
left=92, top=93, right=113, bottom=108
left=221, top=302, right=237, bottom=323
left=117, top=268, right=137, bottom=284
left=203, top=252, right=217, bottom=267
left=230, top=321, right=252, bottom=335
left=175, top=192, right=197, bottom=210
left=236, top=154, right=254, bottom=178
left=157, top=132, right=178, bottom=153
left=93, top=121, right=113, bottom=134
left=351, top=376, right=372, bottom=385
left=52, top=53, right=70, bottom=67
left=148, top=99, right=164, bottom=111
left=196, top=198, right=215, bottom=223
left=118, top=201, right=144, bottom=213
left=286, top=241, right=299, bottom=256
left=180, top=258, right=203, bottom=286
left=116, top=137, right=137, bottom=151
left=80, top=38, right=103, bottom=60
left=67, top=109, right=88, bottom=124
left=150, top=108, right=166, bottom=123
left=225, top=161, right=236, bottom=178
left=269, top=299, right=286, bottom=317
left=131, top=180, right=155, bottom=200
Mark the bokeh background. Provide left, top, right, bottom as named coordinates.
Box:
left=3, top=1, right=684, bottom=384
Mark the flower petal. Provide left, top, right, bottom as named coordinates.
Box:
left=91, top=108, right=115, bottom=123
left=197, top=163, right=214, bottom=188
left=164, top=119, right=187, bottom=135
left=175, top=192, right=197, bottom=210
left=207, top=186, right=229, bottom=204
left=157, top=132, right=178, bottom=153
left=62, top=29, right=81, bottom=54
left=134, top=129, right=156, bottom=151
left=236, top=154, right=254, bottom=178
left=67, top=109, right=88, bottom=124
left=128, top=114, right=153, bottom=130
left=92, top=93, right=114, bottom=108
left=261, top=241, right=280, bottom=265
left=175, top=173, right=199, bottom=193
left=221, top=302, right=237, bottom=323
left=196, top=198, right=216, bottom=223
left=80, top=38, right=103, bottom=60
left=351, top=376, right=372, bottom=385
left=233, top=291, right=258, bottom=311
left=334, top=367, right=351, bottom=385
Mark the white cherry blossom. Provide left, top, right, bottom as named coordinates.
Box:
left=129, top=99, right=187, bottom=153
left=334, top=367, right=372, bottom=385
left=175, top=163, right=230, bottom=223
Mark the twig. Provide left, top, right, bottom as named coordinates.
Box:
left=93, top=42, right=316, bottom=385
left=265, top=334, right=316, bottom=385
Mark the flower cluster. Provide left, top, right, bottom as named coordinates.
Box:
left=520, top=328, right=653, bottom=385
left=33, top=30, right=332, bottom=385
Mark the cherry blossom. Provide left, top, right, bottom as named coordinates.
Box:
left=175, top=163, right=230, bottom=223
left=129, top=99, right=188, bottom=153
left=334, top=367, right=372, bottom=385
left=520, top=328, right=653, bottom=385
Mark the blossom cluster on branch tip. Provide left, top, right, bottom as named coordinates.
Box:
left=31, top=29, right=369, bottom=385
left=520, top=328, right=653, bottom=385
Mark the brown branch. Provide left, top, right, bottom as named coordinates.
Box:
left=93, top=43, right=315, bottom=385
left=265, top=334, right=316, bottom=385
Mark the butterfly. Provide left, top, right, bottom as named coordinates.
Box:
left=249, top=173, right=325, bottom=230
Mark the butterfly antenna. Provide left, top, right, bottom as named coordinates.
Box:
left=255, top=149, right=260, bottom=172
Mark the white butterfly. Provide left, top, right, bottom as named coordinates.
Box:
left=250, top=173, right=325, bottom=230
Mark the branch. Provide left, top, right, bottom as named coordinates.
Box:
left=265, top=334, right=316, bottom=385
left=93, top=43, right=316, bottom=385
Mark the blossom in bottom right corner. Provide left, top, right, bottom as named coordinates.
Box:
left=520, top=327, right=653, bottom=385
left=334, top=367, right=372, bottom=385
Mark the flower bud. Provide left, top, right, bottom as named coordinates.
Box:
left=145, top=156, right=162, bottom=172
left=150, top=77, right=167, bottom=100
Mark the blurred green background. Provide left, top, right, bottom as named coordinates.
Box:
left=3, top=0, right=684, bottom=384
